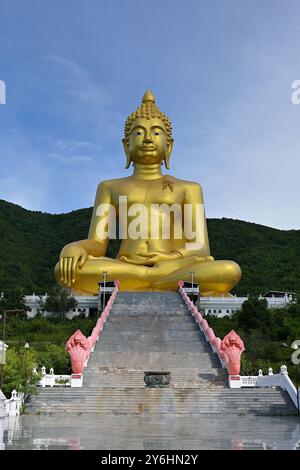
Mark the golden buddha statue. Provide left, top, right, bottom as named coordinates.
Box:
left=55, top=91, right=241, bottom=295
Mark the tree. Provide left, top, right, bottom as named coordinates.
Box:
left=42, top=286, right=77, bottom=321
left=38, top=343, right=71, bottom=375
left=0, top=287, right=30, bottom=318
left=235, top=297, right=272, bottom=334
left=2, top=347, right=41, bottom=401
left=35, top=295, right=46, bottom=317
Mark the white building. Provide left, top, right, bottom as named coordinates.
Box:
left=198, top=293, right=293, bottom=317
left=24, top=290, right=294, bottom=319
left=24, top=294, right=99, bottom=319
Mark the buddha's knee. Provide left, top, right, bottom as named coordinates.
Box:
left=54, top=262, right=61, bottom=283
left=222, top=261, right=241, bottom=284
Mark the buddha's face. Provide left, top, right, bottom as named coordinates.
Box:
left=124, top=117, right=172, bottom=166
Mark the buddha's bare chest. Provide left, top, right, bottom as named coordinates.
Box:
left=110, top=180, right=184, bottom=207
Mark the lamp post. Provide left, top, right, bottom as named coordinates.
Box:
left=0, top=341, right=7, bottom=392
left=0, top=309, right=25, bottom=390
left=102, top=271, right=108, bottom=311
left=190, top=271, right=195, bottom=302
left=292, top=343, right=300, bottom=415
left=0, top=388, right=6, bottom=450
left=24, top=342, right=30, bottom=401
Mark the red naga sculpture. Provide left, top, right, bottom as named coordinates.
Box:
left=65, top=330, right=90, bottom=374
left=220, top=330, right=245, bottom=375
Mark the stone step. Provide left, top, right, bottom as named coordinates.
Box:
left=28, top=389, right=294, bottom=398
left=105, top=315, right=195, bottom=321
left=97, top=330, right=203, bottom=339
left=30, top=397, right=290, bottom=404
left=83, top=368, right=226, bottom=377
left=102, top=322, right=199, bottom=330
left=111, top=305, right=187, bottom=311
left=27, top=389, right=295, bottom=407
left=91, top=346, right=210, bottom=353
left=83, top=379, right=227, bottom=388
left=27, top=400, right=295, bottom=415
left=87, top=352, right=221, bottom=369
left=105, top=312, right=189, bottom=317
left=113, top=293, right=182, bottom=300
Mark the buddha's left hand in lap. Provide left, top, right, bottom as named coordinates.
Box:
left=119, top=251, right=179, bottom=266
left=119, top=251, right=214, bottom=266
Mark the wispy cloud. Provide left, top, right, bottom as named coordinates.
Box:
left=56, top=140, right=102, bottom=151
left=43, top=55, right=113, bottom=127
left=46, top=55, right=109, bottom=108
left=48, top=152, right=93, bottom=164
left=40, top=136, right=102, bottom=151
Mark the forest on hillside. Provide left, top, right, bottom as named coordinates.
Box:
left=0, top=199, right=299, bottom=295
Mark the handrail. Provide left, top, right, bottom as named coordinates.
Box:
left=256, top=365, right=299, bottom=410
left=65, top=280, right=120, bottom=375
left=178, top=280, right=245, bottom=376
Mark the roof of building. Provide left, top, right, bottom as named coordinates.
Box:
left=264, top=290, right=296, bottom=297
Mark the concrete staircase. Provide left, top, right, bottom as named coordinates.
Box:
left=26, top=292, right=296, bottom=416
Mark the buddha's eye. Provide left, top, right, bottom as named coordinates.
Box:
left=136, top=131, right=143, bottom=135
left=153, top=128, right=163, bottom=136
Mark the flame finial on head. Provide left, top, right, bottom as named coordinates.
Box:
left=142, top=89, right=156, bottom=104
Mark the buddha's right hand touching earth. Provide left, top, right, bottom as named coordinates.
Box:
left=59, top=239, right=106, bottom=286
left=59, top=242, right=89, bottom=287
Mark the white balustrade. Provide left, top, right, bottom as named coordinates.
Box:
left=37, top=367, right=71, bottom=387
left=280, top=373, right=298, bottom=409
left=240, top=376, right=258, bottom=387
left=240, top=364, right=299, bottom=411
left=4, top=390, right=24, bottom=417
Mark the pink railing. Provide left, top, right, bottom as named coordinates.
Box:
left=177, top=280, right=245, bottom=376
left=66, top=280, right=120, bottom=374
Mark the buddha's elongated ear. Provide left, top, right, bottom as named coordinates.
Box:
left=163, top=138, right=174, bottom=170
left=122, top=138, right=132, bottom=169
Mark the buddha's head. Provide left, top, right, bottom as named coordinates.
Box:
left=123, top=90, right=174, bottom=169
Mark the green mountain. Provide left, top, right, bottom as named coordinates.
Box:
left=0, top=199, right=299, bottom=295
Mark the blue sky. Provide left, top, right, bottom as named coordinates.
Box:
left=0, top=0, right=300, bottom=229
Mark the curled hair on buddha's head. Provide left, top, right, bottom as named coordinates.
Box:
left=123, top=90, right=173, bottom=169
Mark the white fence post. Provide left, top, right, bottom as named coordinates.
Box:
left=280, top=364, right=288, bottom=375
left=280, top=364, right=289, bottom=391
